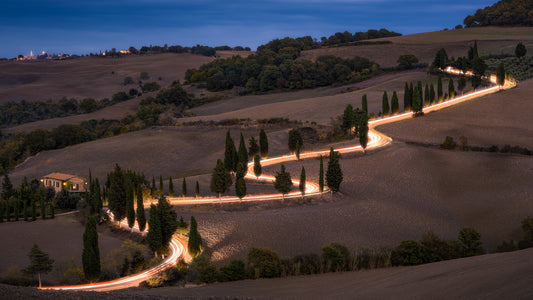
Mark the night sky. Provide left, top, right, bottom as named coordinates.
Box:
left=1, top=0, right=496, bottom=58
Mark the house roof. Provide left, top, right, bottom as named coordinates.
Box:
left=42, top=172, right=82, bottom=181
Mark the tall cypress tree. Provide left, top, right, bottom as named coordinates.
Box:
left=253, top=154, right=262, bottom=178
left=362, top=94, right=368, bottom=113
left=82, top=215, right=101, bottom=283
left=195, top=181, right=200, bottom=198
left=1, top=173, right=14, bottom=200
left=182, top=178, right=187, bottom=197
left=168, top=177, right=174, bottom=197
left=342, top=104, right=354, bottom=134
left=147, top=204, right=162, bottom=257
left=319, top=156, right=324, bottom=193
left=391, top=91, right=399, bottom=114
left=157, top=195, right=178, bottom=256
left=23, top=191, right=28, bottom=221
left=448, top=78, right=455, bottom=99
left=409, top=82, right=414, bottom=109
left=31, top=195, right=36, bottom=221
left=424, top=83, right=430, bottom=106
left=299, top=166, right=306, bottom=197
left=274, top=165, right=292, bottom=200
left=382, top=91, right=389, bottom=117
left=412, top=83, right=423, bottom=113
left=238, top=132, right=248, bottom=167
left=326, top=148, right=343, bottom=193
left=159, top=175, right=164, bottom=196
left=236, top=162, right=246, bottom=180
left=151, top=177, right=155, bottom=197
left=225, top=130, right=237, bottom=172
left=210, top=159, right=232, bottom=199
left=430, top=84, right=435, bottom=105
left=496, top=62, right=506, bottom=87
left=108, top=164, right=126, bottom=222
left=403, top=83, right=410, bottom=112
left=248, top=136, right=259, bottom=158
left=126, top=183, right=135, bottom=230
left=235, top=177, right=246, bottom=200
left=295, top=141, right=301, bottom=160
left=136, top=183, right=146, bottom=232
left=359, top=114, right=369, bottom=152
left=437, top=75, right=443, bottom=102
left=259, top=129, right=269, bottom=159
left=188, top=216, right=202, bottom=257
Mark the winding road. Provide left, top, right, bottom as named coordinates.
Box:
left=40, top=68, right=515, bottom=291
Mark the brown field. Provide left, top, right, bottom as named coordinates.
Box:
left=0, top=214, right=125, bottom=283
left=0, top=53, right=213, bottom=103
left=302, top=27, right=533, bottom=68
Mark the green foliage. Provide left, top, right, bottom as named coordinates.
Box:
left=496, top=62, right=506, bottom=86
left=247, top=247, right=282, bottom=279
left=319, top=156, right=324, bottom=192
left=433, top=48, right=448, bottom=69
left=403, top=83, right=411, bottom=112
left=437, top=75, right=443, bottom=102
left=322, top=243, right=351, bottom=272
left=238, top=132, right=248, bottom=166
left=458, top=227, right=484, bottom=257
left=147, top=205, right=162, bottom=255
left=253, top=154, right=262, bottom=178
left=440, top=136, right=457, bottom=150
left=195, top=181, right=200, bottom=198
left=521, top=217, right=533, bottom=242
left=189, top=255, right=218, bottom=284
left=220, top=260, right=247, bottom=282
left=210, top=159, right=232, bottom=199
left=495, top=240, right=518, bottom=253
left=395, top=240, right=425, bottom=265
left=259, top=129, right=269, bottom=159
left=136, top=184, right=146, bottom=232
left=168, top=177, right=174, bottom=197
left=397, top=54, right=419, bottom=69
left=381, top=91, right=389, bottom=116
left=326, top=148, right=343, bottom=192
left=248, top=136, right=259, bottom=158
left=362, top=94, right=368, bottom=113
left=157, top=196, right=178, bottom=256
left=235, top=177, right=246, bottom=200
left=515, top=42, right=527, bottom=58
left=390, top=91, right=399, bottom=114
left=23, top=244, right=54, bottom=287
left=182, top=177, right=187, bottom=197
left=288, top=128, right=303, bottom=152
left=107, top=164, right=126, bottom=222
left=274, top=164, right=293, bottom=199
left=82, top=216, right=101, bottom=283
left=188, top=216, right=203, bottom=257
left=299, top=166, right=306, bottom=197
left=464, top=1, right=533, bottom=27
left=341, top=104, right=354, bottom=134
left=224, top=130, right=237, bottom=172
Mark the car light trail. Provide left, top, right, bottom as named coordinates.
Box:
left=39, top=68, right=515, bottom=291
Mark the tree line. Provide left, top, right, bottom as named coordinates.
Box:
left=463, top=0, right=533, bottom=27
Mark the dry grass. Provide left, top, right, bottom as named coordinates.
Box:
left=0, top=53, right=213, bottom=103
left=301, top=27, right=533, bottom=68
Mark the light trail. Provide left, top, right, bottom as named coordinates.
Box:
left=40, top=67, right=515, bottom=291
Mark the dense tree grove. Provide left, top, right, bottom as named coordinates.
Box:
left=185, top=36, right=380, bottom=93
left=463, top=0, right=533, bottom=27
left=147, top=196, right=178, bottom=257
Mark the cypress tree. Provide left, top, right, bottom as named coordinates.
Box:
left=14, top=197, right=19, bottom=221
left=49, top=202, right=54, bottom=219
left=126, top=184, right=135, bottom=230
left=182, top=177, right=187, bottom=197
left=225, top=130, right=237, bottom=172
left=248, top=136, right=259, bottom=158
left=430, top=84, right=435, bottom=105
left=412, top=83, right=423, bottom=113
left=448, top=78, right=455, bottom=99
left=288, top=129, right=303, bottom=153
left=151, top=177, right=155, bottom=197
left=235, top=177, right=246, bottom=200
left=40, top=191, right=46, bottom=220
left=238, top=132, right=248, bottom=167
left=1, top=173, right=14, bottom=200
left=147, top=204, right=162, bottom=257
left=403, top=83, right=410, bottom=112
left=254, top=154, right=262, bottom=178
left=31, top=196, right=36, bottom=221
left=359, top=114, right=369, bottom=152
left=319, top=156, right=324, bottom=193
left=424, top=83, right=430, bottom=106
left=157, top=195, right=178, bottom=256
left=195, top=181, right=200, bottom=198
left=326, top=148, right=343, bottom=193
left=382, top=91, right=389, bottom=117
left=23, top=192, right=28, bottom=221
left=82, top=215, right=101, bottom=282
left=409, top=82, right=414, bottom=109
left=0, top=200, right=4, bottom=223
left=496, top=62, right=506, bottom=87
left=259, top=129, right=268, bottom=159
left=168, top=177, right=174, bottom=196
left=136, top=184, right=146, bottom=232
left=6, top=198, right=11, bottom=221
left=437, top=75, right=443, bottom=102
left=362, top=94, right=368, bottom=113
left=108, top=164, right=126, bottom=222
left=295, top=141, right=301, bottom=160
left=274, top=165, right=292, bottom=200
left=342, top=104, right=354, bottom=134
left=95, top=178, right=102, bottom=213
left=159, top=175, right=163, bottom=196
left=299, top=166, right=306, bottom=197
left=391, top=91, right=399, bottom=114
left=210, top=159, right=232, bottom=199
left=188, top=216, right=202, bottom=257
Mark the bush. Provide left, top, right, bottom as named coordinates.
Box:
left=247, top=247, right=281, bottom=279
left=521, top=217, right=533, bottom=242
left=495, top=240, right=518, bottom=253
left=458, top=227, right=484, bottom=257
left=141, top=82, right=161, bottom=93
left=321, top=243, right=351, bottom=272
left=123, top=76, right=134, bottom=85
left=440, top=136, right=457, bottom=150
left=290, top=253, right=321, bottom=275
left=140, top=72, right=149, bottom=80
left=395, top=240, right=425, bottom=266
left=189, top=255, right=218, bottom=284
left=54, top=189, right=78, bottom=209
left=219, top=260, right=247, bottom=282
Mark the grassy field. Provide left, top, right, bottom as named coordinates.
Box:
left=0, top=53, right=213, bottom=103
left=302, top=27, right=533, bottom=68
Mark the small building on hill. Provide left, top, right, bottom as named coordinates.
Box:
left=41, top=173, right=86, bottom=193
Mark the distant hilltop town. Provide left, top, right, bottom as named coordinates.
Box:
left=16, top=50, right=76, bottom=61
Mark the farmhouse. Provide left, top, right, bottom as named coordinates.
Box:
left=41, top=173, right=86, bottom=193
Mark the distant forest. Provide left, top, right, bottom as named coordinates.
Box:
left=464, top=0, right=533, bottom=27
left=185, top=29, right=401, bottom=93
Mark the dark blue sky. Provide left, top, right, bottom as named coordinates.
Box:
left=1, top=0, right=496, bottom=58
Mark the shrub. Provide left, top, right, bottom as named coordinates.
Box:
left=395, top=240, right=425, bottom=265
left=141, top=82, right=161, bottom=93
left=123, top=76, right=134, bottom=85
left=521, top=217, right=533, bottom=242
left=247, top=247, right=281, bottom=279
left=458, top=227, right=484, bottom=257
left=189, top=255, right=218, bottom=284
left=291, top=253, right=321, bottom=275
left=140, top=72, right=149, bottom=80
left=495, top=240, right=517, bottom=253
left=321, top=243, right=351, bottom=272
left=440, top=136, right=456, bottom=150
left=219, top=260, right=247, bottom=282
